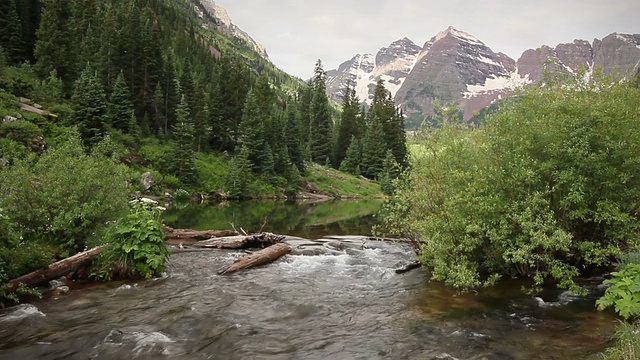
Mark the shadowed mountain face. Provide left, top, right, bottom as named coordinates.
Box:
left=326, top=26, right=640, bottom=124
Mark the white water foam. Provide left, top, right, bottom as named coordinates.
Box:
left=0, top=304, right=46, bottom=322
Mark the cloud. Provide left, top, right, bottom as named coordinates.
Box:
left=214, top=0, right=640, bottom=79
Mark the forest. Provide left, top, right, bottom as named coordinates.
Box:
left=0, top=0, right=406, bottom=302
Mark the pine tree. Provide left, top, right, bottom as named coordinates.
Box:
left=0, top=0, right=25, bottom=64
left=227, top=145, right=252, bottom=199
left=35, top=0, right=74, bottom=83
left=72, top=63, right=108, bottom=147
left=171, top=95, right=196, bottom=185
left=309, top=60, right=332, bottom=165
left=284, top=101, right=305, bottom=173
left=360, top=117, right=387, bottom=179
left=108, top=71, right=134, bottom=133
left=379, top=150, right=400, bottom=195
left=237, top=90, right=266, bottom=173
left=335, top=86, right=362, bottom=166
left=339, top=136, right=362, bottom=176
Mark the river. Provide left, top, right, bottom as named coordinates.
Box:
left=0, top=200, right=617, bottom=359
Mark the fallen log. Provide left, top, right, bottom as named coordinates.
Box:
left=218, top=243, right=291, bottom=275
left=394, top=260, right=422, bottom=274
left=164, top=226, right=238, bottom=242
left=7, top=245, right=106, bottom=293
left=194, top=232, right=286, bottom=249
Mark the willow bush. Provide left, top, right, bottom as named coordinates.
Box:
left=383, top=73, right=640, bottom=292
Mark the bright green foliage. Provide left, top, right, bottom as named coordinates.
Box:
left=95, top=198, right=169, bottom=279
left=0, top=132, right=131, bottom=255
left=0, top=119, right=44, bottom=153
left=597, top=264, right=640, bottom=319
left=383, top=74, right=640, bottom=292
left=72, top=63, right=108, bottom=147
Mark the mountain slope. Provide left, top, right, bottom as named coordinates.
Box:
left=326, top=27, right=640, bottom=126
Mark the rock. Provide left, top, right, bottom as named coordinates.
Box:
left=2, top=115, right=18, bottom=122
left=140, top=172, right=155, bottom=191
left=325, top=240, right=345, bottom=251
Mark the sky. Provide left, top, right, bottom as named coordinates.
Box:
left=214, top=0, right=640, bottom=79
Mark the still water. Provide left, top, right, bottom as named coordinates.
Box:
left=0, top=200, right=617, bottom=359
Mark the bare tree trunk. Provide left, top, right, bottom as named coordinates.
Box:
left=163, top=226, right=238, bottom=242
left=194, top=233, right=286, bottom=249
left=7, top=246, right=106, bottom=293
left=218, top=243, right=291, bottom=275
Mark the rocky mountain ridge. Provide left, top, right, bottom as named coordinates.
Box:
left=191, top=0, right=269, bottom=59
left=326, top=27, right=640, bottom=125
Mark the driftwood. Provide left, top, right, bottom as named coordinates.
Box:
left=7, top=245, right=106, bottom=293
left=194, top=232, right=286, bottom=249
left=164, top=226, right=238, bottom=242
left=394, top=260, right=422, bottom=274
left=218, top=243, right=291, bottom=275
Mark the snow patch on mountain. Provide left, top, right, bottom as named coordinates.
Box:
left=463, top=71, right=530, bottom=99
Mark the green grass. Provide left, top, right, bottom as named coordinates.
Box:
left=305, top=163, right=383, bottom=198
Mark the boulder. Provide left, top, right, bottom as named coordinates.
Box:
left=140, top=171, right=155, bottom=191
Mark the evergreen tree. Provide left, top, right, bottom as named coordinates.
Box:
left=227, top=145, right=252, bottom=199
left=35, top=0, right=74, bottom=83
left=284, top=101, right=305, bottom=173
left=309, top=60, right=332, bottom=165
left=237, top=90, right=266, bottom=173
left=360, top=116, right=387, bottom=179
left=379, top=149, right=400, bottom=195
left=72, top=63, right=108, bottom=147
left=335, top=86, right=362, bottom=166
left=108, top=71, right=134, bottom=133
left=0, top=0, right=25, bottom=64
left=171, top=95, right=196, bottom=185
left=339, top=136, right=362, bottom=176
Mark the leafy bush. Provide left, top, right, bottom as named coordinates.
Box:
left=0, top=119, right=45, bottom=152
left=0, top=132, right=131, bottom=255
left=597, top=264, right=640, bottom=319
left=382, top=73, right=640, bottom=292
left=94, top=199, right=169, bottom=279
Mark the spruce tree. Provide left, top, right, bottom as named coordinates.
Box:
left=284, top=101, right=305, bottom=173
left=227, top=145, right=252, bottom=199
left=309, top=60, right=332, bottom=165
left=335, top=87, right=362, bottom=166
left=72, top=63, right=108, bottom=147
left=339, top=136, right=362, bottom=176
left=379, top=149, right=400, bottom=195
left=108, top=71, right=134, bottom=133
left=0, top=0, right=25, bottom=65
left=35, top=0, right=74, bottom=83
left=171, top=95, right=196, bottom=185
left=361, top=116, right=387, bottom=179
left=237, top=90, right=266, bottom=173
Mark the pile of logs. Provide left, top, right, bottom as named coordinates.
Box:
left=6, top=228, right=421, bottom=294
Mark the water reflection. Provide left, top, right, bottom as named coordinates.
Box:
left=164, top=199, right=384, bottom=238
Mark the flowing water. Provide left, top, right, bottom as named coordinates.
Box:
left=0, top=200, right=617, bottom=359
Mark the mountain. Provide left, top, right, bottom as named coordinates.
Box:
left=326, top=27, right=640, bottom=126
left=190, top=0, right=269, bottom=59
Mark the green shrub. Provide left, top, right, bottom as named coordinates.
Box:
left=597, top=264, right=640, bottom=319
left=382, top=73, right=640, bottom=292
left=0, top=119, right=45, bottom=152
left=0, top=132, right=131, bottom=256
left=599, top=321, right=640, bottom=360
left=94, top=199, right=169, bottom=279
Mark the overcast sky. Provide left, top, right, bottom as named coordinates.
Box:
left=214, top=0, right=640, bottom=79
